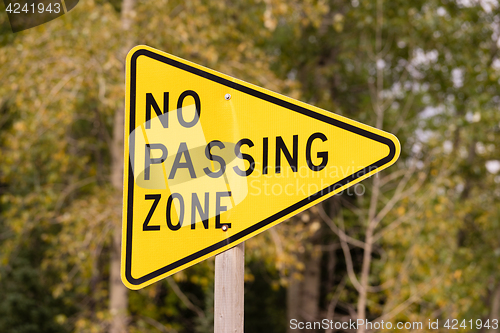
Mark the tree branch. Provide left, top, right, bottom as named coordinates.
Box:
left=318, top=203, right=367, bottom=250
left=166, top=277, right=206, bottom=319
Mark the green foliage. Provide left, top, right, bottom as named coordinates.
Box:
left=0, top=228, right=75, bottom=333
left=262, top=0, right=500, bottom=327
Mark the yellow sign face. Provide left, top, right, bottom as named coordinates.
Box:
left=121, top=45, right=400, bottom=290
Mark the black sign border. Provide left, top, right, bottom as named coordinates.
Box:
left=125, top=48, right=397, bottom=286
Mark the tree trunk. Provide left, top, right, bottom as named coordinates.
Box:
left=286, top=250, right=321, bottom=333
left=489, top=283, right=500, bottom=333
left=286, top=213, right=322, bottom=333
left=109, top=82, right=128, bottom=333
left=109, top=0, right=135, bottom=332
left=301, top=249, right=321, bottom=324
left=357, top=0, right=384, bottom=329
left=287, top=276, right=301, bottom=333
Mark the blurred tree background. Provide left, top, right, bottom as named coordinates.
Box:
left=1, top=0, right=500, bottom=332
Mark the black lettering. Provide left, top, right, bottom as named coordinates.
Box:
left=143, top=194, right=161, bottom=231
left=177, top=90, right=201, bottom=128
left=191, top=192, right=209, bottom=229
left=203, top=140, right=226, bottom=178
left=146, top=92, right=169, bottom=129
left=233, top=138, right=255, bottom=176
left=169, top=142, right=196, bottom=179
left=145, top=143, right=168, bottom=180
left=215, top=191, right=231, bottom=229
left=306, top=132, right=328, bottom=171
left=263, top=137, right=269, bottom=174
left=166, top=193, right=184, bottom=231
left=276, top=135, right=298, bottom=173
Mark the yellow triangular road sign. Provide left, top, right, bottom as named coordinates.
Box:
left=122, top=45, right=400, bottom=290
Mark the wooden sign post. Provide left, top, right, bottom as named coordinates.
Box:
left=214, top=242, right=245, bottom=333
